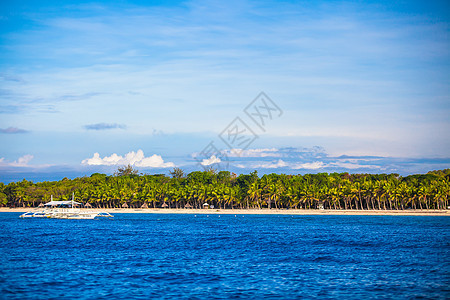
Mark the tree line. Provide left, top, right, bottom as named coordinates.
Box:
left=1, top=167, right=449, bottom=210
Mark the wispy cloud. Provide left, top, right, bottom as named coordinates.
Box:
left=224, top=148, right=280, bottom=158
left=83, top=123, right=126, bottom=130
left=0, top=127, right=29, bottom=134
left=252, top=159, right=288, bottom=169
left=224, top=147, right=327, bottom=159
left=0, top=105, right=24, bottom=114
left=0, top=0, right=448, bottom=179
left=236, top=158, right=379, bottom=171
left=292, top=161, right=326, bottom=170
left=0, top=73, right=24, bottom=83
left=81, top=150, right=175, bottom=168
left=222, top=147, right=436, bottom=172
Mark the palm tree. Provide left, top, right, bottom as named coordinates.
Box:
left=247, top=181, right=261, bottom=209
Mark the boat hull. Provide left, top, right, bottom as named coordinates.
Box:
left=20, top=210, right=113, bottom=219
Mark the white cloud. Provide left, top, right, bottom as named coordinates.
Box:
left=234, top=160, right=326, bottom=170
left=224, top=148, right=280, bottom=158
left=223, top=147, right=328, bottom=159
left=81, top=150, right=175, bottom=168
left=328, top=161, right=380, bottom=170
left=15, top=155, right=34, bottom=166
left=251, top=160, right=325, bottom=170
left=292, top=161, right=325, bottom=170
left=200, top=155, right=221, bottom=166
left=0, top=155, right=34, bottom=167
left=253, top=159, right=288, bottom=169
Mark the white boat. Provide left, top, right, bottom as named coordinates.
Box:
left=20, top=194, right=113, bottom=219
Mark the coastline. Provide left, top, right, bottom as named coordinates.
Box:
left=1, top=207, right=448, bottom=216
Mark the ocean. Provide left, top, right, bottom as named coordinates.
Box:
left=0, top=213, right=449, bottom=299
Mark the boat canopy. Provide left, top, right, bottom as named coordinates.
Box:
left=45, top=200, right=82, bottom=206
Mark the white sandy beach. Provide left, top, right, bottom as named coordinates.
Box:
left=1, top=207, right=448, bottom=216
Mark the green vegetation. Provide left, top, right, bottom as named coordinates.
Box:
left=1, top=169, right=449, bottom=210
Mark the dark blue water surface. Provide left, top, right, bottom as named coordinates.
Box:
left=0, top=213, right=449, bottom=299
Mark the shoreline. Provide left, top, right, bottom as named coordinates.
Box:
left=1, top=207, right=448, bottom=216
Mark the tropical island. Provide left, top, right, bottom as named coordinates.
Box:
left=0, top=166, right=448, bottom=213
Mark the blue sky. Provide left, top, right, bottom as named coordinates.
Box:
left=0, top=0, right=449, bottom=182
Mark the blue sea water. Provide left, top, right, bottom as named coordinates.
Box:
left=0, top=213, right=449, bottom=299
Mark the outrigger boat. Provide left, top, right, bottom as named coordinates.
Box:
left=20, top=194, right=113, bottom=219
